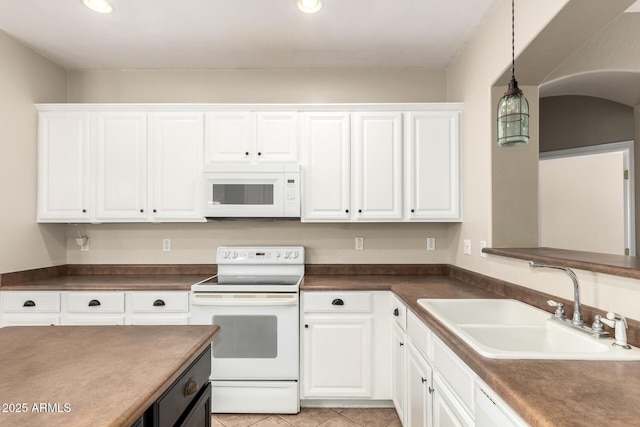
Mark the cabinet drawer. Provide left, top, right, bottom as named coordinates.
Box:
left=1, top=292, right=61, bottom=313
left=66, top=292, right=125, bottom=313
left=433, top=336, right=476, bottom=415
left=390, top=293, right=407, bottom=330
left=130, top=291, right=189, bottom=313
left=407, top=309, right=432, bottom=361
left=303, top=291, right=372, bottom=313
left=157, top=346, right=211, bottom=427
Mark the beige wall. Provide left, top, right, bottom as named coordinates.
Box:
left=64, top=67, right=453, bottom=265
left=66, top=222, right=453, bottom=265
left=0, top=31, right=68, bottom=274
left=540, top=96, right=634, bottom=151
left=68, top=68, right=447, bottom=103
left=447, top=0, right=640, bottom=322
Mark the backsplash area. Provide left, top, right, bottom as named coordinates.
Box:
left=65, top=222, right=455, bottom=265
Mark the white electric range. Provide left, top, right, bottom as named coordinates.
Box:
left=191, top=246, right=304, bottom=414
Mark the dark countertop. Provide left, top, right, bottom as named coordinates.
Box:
left=0, top=325, right=219, bottom=427
left=0, top=274, right=212, bottom=291
left=302, top=275, right=640, bottom=427
left=483, top=247, right=640, bottom=280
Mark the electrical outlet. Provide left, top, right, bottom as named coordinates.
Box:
left=480, top=240, right=487, bottom=258
left=463, top=239, right=471, bottom=255
left=355, top=237, right=364, bottom=250
left=427, top=237, right=436, bottom=251
left=163, top=239, right=171, bottom=252
left=80, top=239, right=89, bottom=252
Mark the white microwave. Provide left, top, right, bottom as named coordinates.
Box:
left=203, top=164, right=301, bottom=219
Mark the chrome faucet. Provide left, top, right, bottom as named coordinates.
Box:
left=528, top=261, right=583, bottom=326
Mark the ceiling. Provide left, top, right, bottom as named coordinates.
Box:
left=0, top=0, right=501, bottom=70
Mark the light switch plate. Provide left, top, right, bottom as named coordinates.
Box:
left=355, top=237, right=364, bottom=250
left=463, top=239, right=471, bottom=255
left=427, top=237, right=436, bottom=251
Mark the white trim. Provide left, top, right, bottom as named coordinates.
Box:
left=540, top=141, right=635, bottom=256
left=35, top=102, right=464, bottom=113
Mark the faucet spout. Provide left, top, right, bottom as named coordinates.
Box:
left=529, top=261, right=583, bottom=326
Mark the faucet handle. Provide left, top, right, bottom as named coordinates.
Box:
left=547, top=300, right=565, bottom=319
left=605, top=312, right=631, bottom=349
left=592, top=315, right=604, bottom=333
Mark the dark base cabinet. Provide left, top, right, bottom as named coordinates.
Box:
left=136, top=346, right=212, bottom=427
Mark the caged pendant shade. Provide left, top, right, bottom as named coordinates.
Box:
left=497, top=0, right=529, bottom=147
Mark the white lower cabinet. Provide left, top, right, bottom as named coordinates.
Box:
left=0, top=290, right=190, bottom=326
left=433, top=373, right=473, bottom=427
left=406, top=341, right=433, bottom=427
left=130, top=291, right=190, bottom=325
left=0, top=291, right=62, bottom=326
left=475, top=381, right=528, bottom=427
left=392, top=323, right=407, bottom=423
left=399, top=298, right=529, bottom=427
left=301, top=291, right=391, bottom=401
left=64, top=291, right=126, bottom=325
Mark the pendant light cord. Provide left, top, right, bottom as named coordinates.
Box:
left=511, top=0, right=515, bottom=81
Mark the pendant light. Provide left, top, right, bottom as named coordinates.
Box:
left=497, top=0, right=529, bottom=147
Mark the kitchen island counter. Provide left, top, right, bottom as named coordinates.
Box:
left=0, top=325, right=219, bottom=427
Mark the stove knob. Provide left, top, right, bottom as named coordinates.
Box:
left=284, top=251, right=291, bottom=259
left=232, top=251, right=238, bottom=259
left=220, top=250, right=229, bottom=259
left=292, top=251, right=299, bottom=259
left=275, top=251, right=281, bottom=258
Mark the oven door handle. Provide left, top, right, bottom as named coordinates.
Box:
left=192, top=293, right=298, bottom=306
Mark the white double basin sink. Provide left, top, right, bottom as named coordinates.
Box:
left=418, top=298, right=640, bottom=360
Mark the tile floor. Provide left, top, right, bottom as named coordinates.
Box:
left=211, top=407, right=401, bottom=427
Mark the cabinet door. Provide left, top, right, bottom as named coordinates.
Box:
left=302, top=315, right=372, bottom=398
left=406, top=341, right=433, bottom=427
left=406, top=111, right=460, bottom=221
left=300, top=112, right=351, bottom=221
left=392, top=323, right=407, bottom=425
left=433, top=373, right=473, bottom=427
left=353, top=112, right=403, bottom=221
left=256, top=112, right=298, bottom=162
left=37, top=111, right=91, bottom=221
left=95, top=111, right=148, bottom=221
left=204, top=112, right=253, bottom=164
left=149, top=112, right=205, bottom=221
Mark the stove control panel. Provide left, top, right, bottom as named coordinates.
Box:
left=217, top=246, right=305, bottom=264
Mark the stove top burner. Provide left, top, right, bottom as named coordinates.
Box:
left=193, top=274, right=302, bottom=293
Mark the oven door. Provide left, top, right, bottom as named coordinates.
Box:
left=204, top=173, right=285, bottom=217
left=191, top=292, right=299, bottom=380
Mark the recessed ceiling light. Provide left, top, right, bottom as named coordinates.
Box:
left=82, top=0, right=114, bottom=14
left=297, top=0, right=322, bottom=14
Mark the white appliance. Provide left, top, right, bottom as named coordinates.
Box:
left=203, top=164, right=301, bottom=219
left=191, top=246, right=304, bottom=414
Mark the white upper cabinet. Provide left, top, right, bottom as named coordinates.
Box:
left=204, top=112, right=253, bottom=164
left=406, top=111, right=461, bottom=221
left=205, top=111, right=298, bottom=164
left=37, top=104, right=461, bottom=223
left=149, top=112, right=204, bottom=221
left=301, top=111, right=403, bottom=222
left=353, top=112, right=403, bottom=221
left=256, top=112, right=299, bottom=162
left=37, top=108, right=205, bottom=223
left=95, top=112, right=148, bottom=221
left=300, top=112, right=351, bottom=221
left=37, top=111, right=91, bottom=222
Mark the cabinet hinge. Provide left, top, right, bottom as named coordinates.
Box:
left=624, top=170, right=629, bottom=180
